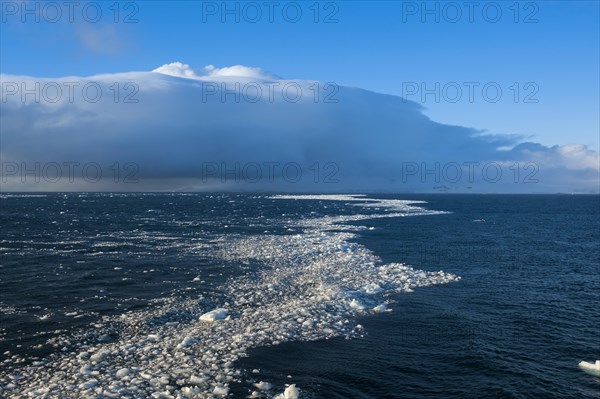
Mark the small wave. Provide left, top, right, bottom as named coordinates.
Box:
left=0, top=196, right=459, bottom=398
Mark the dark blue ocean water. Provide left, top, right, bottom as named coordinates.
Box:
left=0, top=193, right=598, bottom=398
left=237, top=194, right=600, bottom=398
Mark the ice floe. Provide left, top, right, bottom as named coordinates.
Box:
left=0, top=195, right=459, bottom=398
left=199, top=309, right=229, bottom=322
left=274, top=384, right=299, bottom=399
left=254, top=381, right=273, bottom=391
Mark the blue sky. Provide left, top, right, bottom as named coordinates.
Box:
left=1, top=1, right=598, bottom=151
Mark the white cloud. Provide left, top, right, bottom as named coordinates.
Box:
left=201, top=64, right=280, bottom=80
left=152, top=62, right=279, bottom=80
left=1, top=64, right=598, bottom=193
left=152, top=62, right=199, bottom=79
left=512, top=143, right=599, bottom=171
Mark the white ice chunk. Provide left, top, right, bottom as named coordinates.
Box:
left=199, top=308, right=228, bottom=322
left=89, top=349, right=109, bottom=363
left=579, top=360, right=600, bottom=377
left=189, top=375, right=208, bottom=385
left=349, top=298, right=366, bottom=310
left=275, top=384, right=300, bottom=399
left=147, top=334, right=161, bottom=342
left=116, top=368, right=131, bottom=378
left=80, top=379, right=98, bottom=389
left=254, top=381, right=273, bottom=390
left=373, top=304, right=390, bottom=313
left=363, top=283, right=383, bottom=294
left=177, top=336, right=197, bottom=349
left=213, top=385, right=229, bottom=396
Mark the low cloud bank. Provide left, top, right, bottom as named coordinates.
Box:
left=1, top=63, right=598, bottom=193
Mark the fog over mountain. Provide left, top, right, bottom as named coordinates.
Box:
left=1, top=62, right=598, bottom=193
